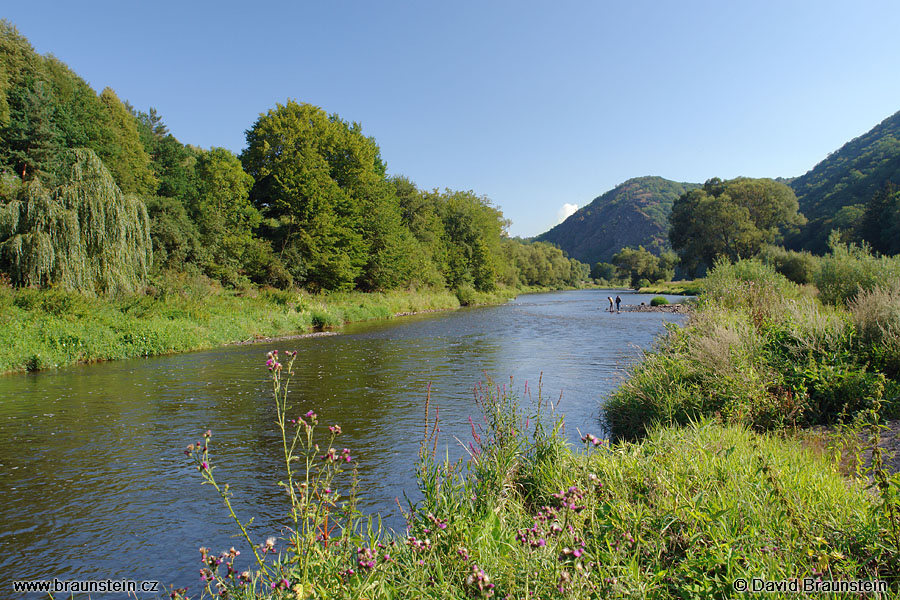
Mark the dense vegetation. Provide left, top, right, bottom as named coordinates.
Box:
left=0, top=22, right=588, bottom=303
left=788, top=110, right=900, bottom=253
left=669, top=177, right=805, bottom=275
left=535, top=177, right=699, bottom=265
left=605, top=252, right=900, bottom=440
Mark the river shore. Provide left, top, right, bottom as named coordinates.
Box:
left=0, top=282, right=606, bottom=375
left=0, top=284, right=520, bottom=375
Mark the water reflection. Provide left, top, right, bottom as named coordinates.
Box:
left=0, top=289, right=685, bottom=595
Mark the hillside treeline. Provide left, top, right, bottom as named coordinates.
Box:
left=0, top=23, right=587, bottom=297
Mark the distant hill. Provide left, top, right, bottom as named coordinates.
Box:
left=535, top=176, right=699, bottom=264
left=789, top=110, right=900, bottom=251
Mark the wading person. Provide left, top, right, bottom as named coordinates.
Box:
left=607, top=296, right=614, bottom=312
left=615, top=295, right=621, bottom=312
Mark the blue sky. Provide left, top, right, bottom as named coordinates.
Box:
left=5, top=1, right=900, bottom=236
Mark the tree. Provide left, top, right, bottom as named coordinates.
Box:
left=242, top=101, right=384, bottom=290
left=191, top=147, right=259, bottom=283
left=98, top=87, right=157, bottom=197
left=591, top=262, right=617, bottom=281
left=0, top=148, right=151, bottom=294
left=611, top=246, right=672, bottom=288
left=0, top=77, right=63, bottom=182
left=669, top=178, right=804, bottom=275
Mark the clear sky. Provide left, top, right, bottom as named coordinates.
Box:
left=5, top=1, right=900, bottom=237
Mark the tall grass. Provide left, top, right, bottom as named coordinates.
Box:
left=815, top=238, right=900, bottom=306
left=0, top=277, right=478, bottom=374
left=175, top=362, right=898, bottom=598
left=605, top=258, right=899, bottom=440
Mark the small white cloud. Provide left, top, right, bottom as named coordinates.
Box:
left=556, top=203, right=578, bottom=223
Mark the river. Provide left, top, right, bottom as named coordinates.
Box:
left=0, top=289, right=687, bottom=596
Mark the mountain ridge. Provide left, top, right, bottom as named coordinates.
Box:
left=534, top=176, right=699, bottom=264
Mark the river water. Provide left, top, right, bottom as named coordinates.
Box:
left=0, top=289, right=686, bottom=596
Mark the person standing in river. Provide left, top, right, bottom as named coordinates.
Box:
left=607, top=296, right=614, bottom=312
left=615, top=295, right=621, bottom=312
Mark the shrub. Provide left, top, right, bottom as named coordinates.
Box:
left=814, top=236, right=900, bottom=305
left=700, top=258, right=799, bottom=317
left=850, top=281, right=900, bottom=376
left=759, top=245, right=820, bottom=285
left=455, top=284, right=477, bottom=306
left=650, top=296, right=669, bottom=306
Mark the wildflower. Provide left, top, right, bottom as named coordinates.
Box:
left=457, top=546, right=470, bottom=561
left=356, top=546, right=377, bottom=569
left=329, top=424, right=342, bottom=435
left=581, top=433, right=603, bottom=446
left=305, top=410, right=317, bottom=423
left=199, top=461, right=208, bottom=471
left=341, top=448, right=352, bottom=462
left=271, top=578, right=290, bottom=590
left=321, top=448, right=338, bottom=462
left=185, top=444, right=195, bottom=456
left=466, top=564, right=495, bottom=597
left=406, top=536, right=431, bottom=551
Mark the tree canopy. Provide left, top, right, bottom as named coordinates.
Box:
left=0, top=24, right=591, bottom=296
left=669, top=178, right=805, bottom=275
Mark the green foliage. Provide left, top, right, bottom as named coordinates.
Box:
left=190, top=147, right=259, bottom=284
left=143, top=195, right=204, bottom=273
left=0, top=148, right=151, bottom=295
left=590, top=261, right=617, bottom=281
left=814, top=233, right=900, bottom=305
left=859, top=182, right=900, bottom=255
left=611, top=245, right=675, bottom=288
left=669, top=178, right=805, bottom=275
left=850, top=281, right=900, bottom=377
left=604, top=257, right=900, bottom=439
left=758, top=245, right=820, bottom=285
left=242, top=101, right=381, bottom=290
left=790, top=109, right=900, bottom=252
left=97, top=88, right=157, bottom=197
left=650, top=296, right=669, bottom=306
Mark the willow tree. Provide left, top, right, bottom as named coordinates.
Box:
left=0, top=148, right=152, bottom=295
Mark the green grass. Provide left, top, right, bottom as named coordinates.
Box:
left=0, top=282, right=478, bottom=374
left=177, top=368, right=899, bottom=599
left=638, top=280, right=704, bottom=295
left=605, top=258, right=900, bottom=440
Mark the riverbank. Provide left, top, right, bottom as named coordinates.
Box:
left=179, top=357, right=899, bottom=599
left=637, top=279, right=704, bottom=295
left=0, top=279, right=523, bottom=375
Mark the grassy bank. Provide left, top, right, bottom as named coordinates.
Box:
left=176, top=363, right=899, bottom=599
left=637, top=279, right=704, bottom=295
left=608, top=258, right=900, bottom=440
left=0, top=275, right=520, bottom=374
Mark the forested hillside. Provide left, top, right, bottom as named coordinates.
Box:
left=0, top=22, right=588, bottom=297
left=535, top=176, right=699, bottom=264
left=788, top=110, right=900, bottom=253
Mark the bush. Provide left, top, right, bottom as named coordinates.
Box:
left=455, top=284, right=477, bottom=306
left=759, top=245, right=820, bottom=285
left=850, top=281, right=900, bottom=376
left=814, top=236, right=900, bottom=305
left=650, top=296, right=669, bottom=306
